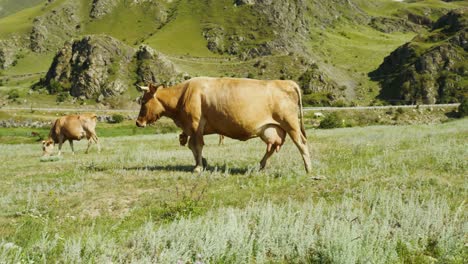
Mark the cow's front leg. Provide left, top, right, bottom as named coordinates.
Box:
left=188, top=136, right=205, bottom=173
left=57, top=135, right=64, bottom=156
left=68, top=140, right=75, bottom=155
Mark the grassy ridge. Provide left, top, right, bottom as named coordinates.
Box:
left=0, top=0, right=66, bottom=36
left=0, top=119, right=466, bottom=262
left=0, top=0, right=44, bottom=19
left=144, top=0, right=216, bottom=57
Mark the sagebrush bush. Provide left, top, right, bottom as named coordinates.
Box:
left=458, top=98, right=467, bottom=117
left=56, top=92, right=70, bottom=103
left=319, top=112, right=343, bottom=129
left=7, top=89, right=19, bottom=100
left=110, top=114, right=125, bottom=124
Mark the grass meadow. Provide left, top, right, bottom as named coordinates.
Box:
left=0, top=116, right=466, bottom=263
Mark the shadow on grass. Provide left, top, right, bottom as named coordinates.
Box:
left=122, top=164, right=252, bottom=175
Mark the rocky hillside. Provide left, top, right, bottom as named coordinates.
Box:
left=39, top=35, right=181, bottom=99
left=371, top=8, right=467, bottom=104
left=0, top=0, right=467, bottom=106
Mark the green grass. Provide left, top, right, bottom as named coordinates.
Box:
left=0, top=0, right=65, bottom=37
left=81, top=0, right=170, bottom=47
left=314, top=25, right=415, bottom=73
left=2, top=51, right=54, bottom=76
left=144, top=0, right=217, bottom=57
left=0, top=117, right=466, bottom=262
left=357, top=0, right=468, bottom=18
left=0, top=0, right=44, bottom=19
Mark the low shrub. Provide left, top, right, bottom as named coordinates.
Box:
left=7, top=89, right=19, bottom=101
left=111, top=114, right=125, bottom=124
left=56, top=92, right=70, bottom=103
left=319, top=112, right=343, bottom=129
left=458, top=98, right=468, bottom=118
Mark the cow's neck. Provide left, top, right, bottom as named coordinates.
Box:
left=156, top=84, right=184, bottom=119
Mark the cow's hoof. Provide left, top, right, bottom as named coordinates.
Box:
left=193, top=166, right=203, bottom=173
left=202, top=158, right=208, bottom=168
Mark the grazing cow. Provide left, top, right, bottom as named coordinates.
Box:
left=42, top=114, right=100, bottom=156
left=136, top=77, right=311, bottom=173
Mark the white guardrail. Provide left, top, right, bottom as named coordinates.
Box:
left=0, top=103, right=460, bottom=113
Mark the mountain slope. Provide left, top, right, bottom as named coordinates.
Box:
left=0, top=0, right=467, bottom=107
left=0, top=0, right=43, bottom=19
left=370, top=8, right=467, bottom=104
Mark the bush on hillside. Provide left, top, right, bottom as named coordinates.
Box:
left=458, top=98, right=468, bottom=118
left=48, top=79, right=71, bottom=94
left=319, top=112, right=343, bottom=129
left=56, top=92, right=70, bottom=103
left=110, top=114, right=125, bottom=124
left=7, top=89, right=19, bottom=101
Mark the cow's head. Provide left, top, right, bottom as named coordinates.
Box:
left=136, top=83, right=165, bottom=127
left=42, top=139, right=54, bottom=156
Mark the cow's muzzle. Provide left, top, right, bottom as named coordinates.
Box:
left=136, top=120, right=146, bottom=127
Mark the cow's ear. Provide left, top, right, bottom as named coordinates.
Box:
left=149, top=83, right=164, bottom=93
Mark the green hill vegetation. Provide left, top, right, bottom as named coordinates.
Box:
left=0, top=0, right=43, bottom=19
left=371, top=8, right=467, bottom=104
left=0, top=0, right=467, bottom=107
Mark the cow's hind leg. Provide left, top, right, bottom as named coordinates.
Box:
left=85, top=137, right=94, bottom=154
left=286, top=128, right=312, bottom=173
left=260, top=145, right=276, bottom=170
left=93, top=134, right=100, bottom=153
left=85, top=133, right=100, bottom=154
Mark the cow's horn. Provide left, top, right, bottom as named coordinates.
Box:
left=137, top=85, right=149, bottom=91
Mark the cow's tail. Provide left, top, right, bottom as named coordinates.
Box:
left=293, top=82, right=307, bottom=139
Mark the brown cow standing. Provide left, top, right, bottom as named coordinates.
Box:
left=42, top=114, right=100, bottom=156
left=136, top=77, right=312, bottom=173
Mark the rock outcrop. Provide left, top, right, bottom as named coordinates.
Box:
left=371, top=8, right=467, bottom=104
left=90, top=0, right=119, bottom=19
left=0, top=41, right=16, bottom=69
left=30, top=1, right=81, bottom=52
left=43, top=35, right=135, bottom=98
left=298, top=64, right=340, bottom=94
left=135, top=45, right=182, bottom=85
left=41, top=36, right=182, bottom=99
left=0, top=36, right=27, bottom=69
